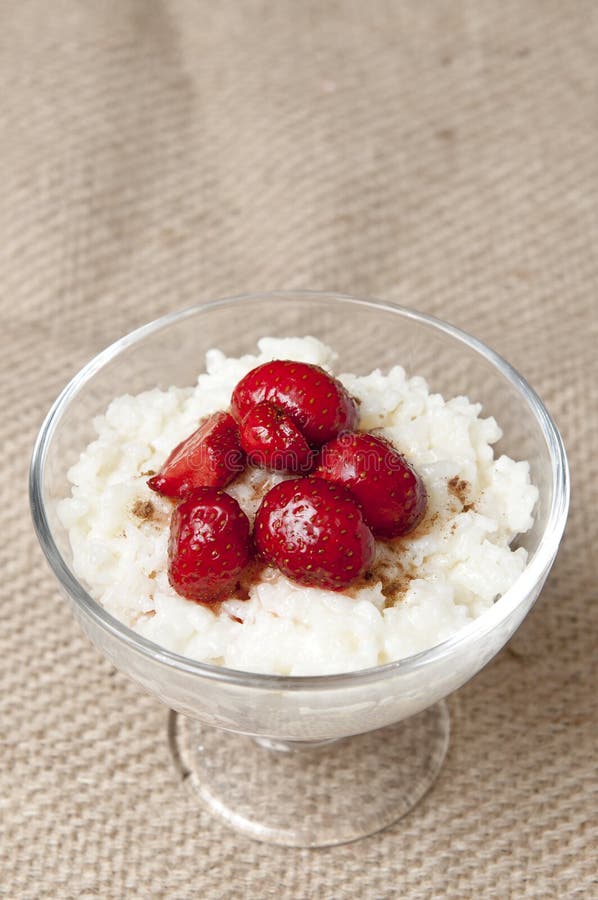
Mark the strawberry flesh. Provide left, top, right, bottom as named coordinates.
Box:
left=240, top=400, right=314, bottom=473
left=314, top=432, right=427, bottom=538
left=254, top=476, right=375, bottom=590
left=231, top=360, right=358, bottom=445
left=168, top=487, right=251, bottom=603
left=148, top=411, right=245, bottom=499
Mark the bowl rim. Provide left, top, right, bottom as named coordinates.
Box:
left=29, top=290, right=570, bottom=691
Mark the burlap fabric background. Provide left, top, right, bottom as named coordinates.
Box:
left=1, top=1, right=596, bottom=897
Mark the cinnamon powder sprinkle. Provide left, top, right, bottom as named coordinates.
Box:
left=447, top=476, right=475, bottom=512
left=132, top=499, right=155, bottom=521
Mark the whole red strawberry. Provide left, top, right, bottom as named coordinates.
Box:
left=168, top=487, right=251, bottom=603
left=314, top=432, right=427, bottom=538
left=254, top=476, right=375, bottom=590
left=240, top=400, right=314, bottom=473
left=231, top=360, right=358, bottom=445
left=148, top=411, right=245, bottom=499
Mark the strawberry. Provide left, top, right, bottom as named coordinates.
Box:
left=231, top=360, right=358, bottom=445
left=148, top=411, right=245, bottom=499
left=314, top=432, right=426, bottom=538
left=240, top=400, right=314, bottom=473
left=168, top=487, right=251, bottom=603
left=254, top=476, right=375, bottom=590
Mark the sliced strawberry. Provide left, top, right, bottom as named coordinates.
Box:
left=240, top=400, right=314, bottom=473
left=148, top=411, right=245, bottom=499
left=231, top=360, right=358, bottom=445
left=168, top=487, right=251, bottom=603
left=314, top=432, right=426, bottom=538
left=253, top=476, right=375, bottom=590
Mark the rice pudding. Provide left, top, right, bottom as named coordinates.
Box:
left=58, top=336, right=538, bottom=675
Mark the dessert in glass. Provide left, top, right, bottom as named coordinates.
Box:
left=30, top=292, right=569, bottom=846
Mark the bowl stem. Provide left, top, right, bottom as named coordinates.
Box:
left=170, top=702, right=450, bottom=848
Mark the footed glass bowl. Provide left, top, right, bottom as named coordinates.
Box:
left=30, top=292, right=569, bottom=846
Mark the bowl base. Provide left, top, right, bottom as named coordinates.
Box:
left=169, top=701, right=450, bottom=848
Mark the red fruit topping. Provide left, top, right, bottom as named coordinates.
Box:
left=254, top=476, right=375, bottom=591
left=148, top=411, right=245, bottom=499
left=240, top=400, right=314, bottom=473
left=314, top=432, right=426, bottom=538
left=231, top=360, right=358, bottom=445
left=168, top=487, right=251, bottom=603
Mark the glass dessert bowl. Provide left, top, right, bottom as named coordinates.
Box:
left=30, top=292, right=569, bottom=847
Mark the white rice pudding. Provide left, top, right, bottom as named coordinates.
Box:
left=59, top=336, right=538, bottom=675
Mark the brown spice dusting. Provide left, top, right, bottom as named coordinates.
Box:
left=448, top=476, right=468, bottom=502
left=347, top=555, right=416, bottom=605
left=132, top=497, right=174, bottom=529
left=148, top=570, right=157, bottom=580
left=447, top=476, right=475, bottom=513
left=381, top=581, right=411, bottom=607
left=347, top=505, right=443, bottom=604
left=132, top=499, right=155, bottom=521
left=420, top=510, right=439, bottom=535
left=249, top=482, right=266, bottom=504
left=140, top=469, right=156, bottom=477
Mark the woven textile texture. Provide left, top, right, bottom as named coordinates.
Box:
left=1, top=1, right=597, bottom=897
